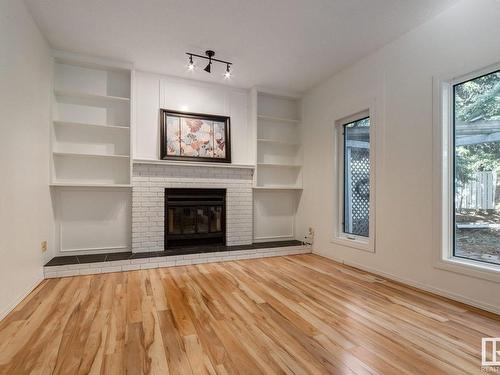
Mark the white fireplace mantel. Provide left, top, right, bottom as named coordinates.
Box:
left=133, top=158, right=255, bottom=170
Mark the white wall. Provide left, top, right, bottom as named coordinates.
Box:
left=0, top=0, right=53, bottom=319
left=134, top=71, right=253, bottom=164
left=298, top=0, right=500, bottom=313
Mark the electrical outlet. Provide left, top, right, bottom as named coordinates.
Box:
left=303, top=227, right=315, bottom=247
left=41, top=241, right=47, bottom=252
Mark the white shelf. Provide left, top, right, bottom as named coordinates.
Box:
left=53, top=151, right=130, bottom=159
left=257, top=163, right=302, bottom=168
left=50, top=182, right=132, bottom=188
left=53, top=120, right=129, bottom=131
left=133, top=158, right=255, bottom=169
left=253, top=186, right=303, bottom=190
left=54, top=89, right=130, bottom=104
left=258, top=115, right=300, bottom=124
left=254, top=89, right=302, bottom=243
left=257, top=138, right=299, bottom=146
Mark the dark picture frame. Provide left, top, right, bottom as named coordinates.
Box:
left=160, top=109, right=231, bottom=163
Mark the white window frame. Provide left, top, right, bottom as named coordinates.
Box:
left=433, top=63, right=500, bottom=283
left=332, top=108, right=376, bottom=252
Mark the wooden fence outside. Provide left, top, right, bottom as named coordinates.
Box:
left=456, top=171, right=497, bottom=210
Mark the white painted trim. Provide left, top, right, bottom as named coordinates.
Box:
left=133, top=158, right=255, bottom=169
left=253, top=235, right=296, bottom=242
left=129, top=69, right=136, bottom=254
left=432, top=75, right=452, bottom=273
left=0, top=276, right=44, bottom=322
left=60, top=245, right=128, bottom=254
left=332, top=103, right=377, bottom=253
left=315, top=251, right=500, bottom=315
left=52, top=49, right=133, bottom=72
left=435, top=258, right=500, bottom=283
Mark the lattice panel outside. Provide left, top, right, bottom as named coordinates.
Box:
left=345, top=147, right=370, bottom=237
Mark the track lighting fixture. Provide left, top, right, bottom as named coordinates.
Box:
left=185, top=50, right=233, bottom=79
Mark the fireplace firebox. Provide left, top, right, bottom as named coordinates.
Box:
left=165, top=188, right=226, bottom=248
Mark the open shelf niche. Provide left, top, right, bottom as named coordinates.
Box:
left=50, top=51, right=133, bottom=255
left=251, top=88, right=303, bottom=242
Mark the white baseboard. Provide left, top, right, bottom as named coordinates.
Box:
left=253, top=235, right=295, bottom=243
left=313, top=251, right=500, bottom=316
left=0, top=275, right=45, bottom=322
left=59, top=246, right=128, bottom=256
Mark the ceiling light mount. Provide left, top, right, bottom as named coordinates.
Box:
left=185, top=50, right=233, bottom=78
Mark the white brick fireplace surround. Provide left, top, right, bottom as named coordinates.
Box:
left=132, top=162, right=254, bottom=252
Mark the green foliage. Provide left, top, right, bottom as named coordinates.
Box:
left=455, top=72, right=500, bottom=123
left=454, top=71, right=500, bottom=184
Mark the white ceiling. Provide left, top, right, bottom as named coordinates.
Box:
left=25, top=0, right=458, bottom=93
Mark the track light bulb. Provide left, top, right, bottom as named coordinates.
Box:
left=187, top=55, right=195, bottom=71
left=224, top=64, right=231, bottom=79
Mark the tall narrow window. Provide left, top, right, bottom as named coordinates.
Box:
left=343, top=117, right=371, bottom=237
left=453, top=70, right=500, bottom=266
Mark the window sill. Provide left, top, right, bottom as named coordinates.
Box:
left=435, top=257, right=500, bottom=283
left=331, top=236, right=374, bottom=253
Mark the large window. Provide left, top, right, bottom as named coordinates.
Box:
left=453, top=69, right=500, bottom=266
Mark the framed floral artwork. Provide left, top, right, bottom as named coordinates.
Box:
left=160, top=109, right=231, bottom=163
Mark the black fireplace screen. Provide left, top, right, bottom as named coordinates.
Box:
left=165, top=188, right=226, bottom=248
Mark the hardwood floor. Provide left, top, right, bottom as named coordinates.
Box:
left=0, top=254, right=498, bottom=374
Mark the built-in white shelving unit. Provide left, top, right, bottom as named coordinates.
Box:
left=51, top=55, right=132, bottom=186
left=252, top=88, right=303, bottom=242
left=50, top=51, right=133, bottom=255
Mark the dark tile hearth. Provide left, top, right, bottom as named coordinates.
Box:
left=45, top=240, right=304, bottom=267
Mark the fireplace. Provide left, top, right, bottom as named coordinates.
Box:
left=164, top=188, right=226, bottom=248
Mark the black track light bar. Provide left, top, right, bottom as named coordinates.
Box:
left=186, top=50, right=233, bottom=67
